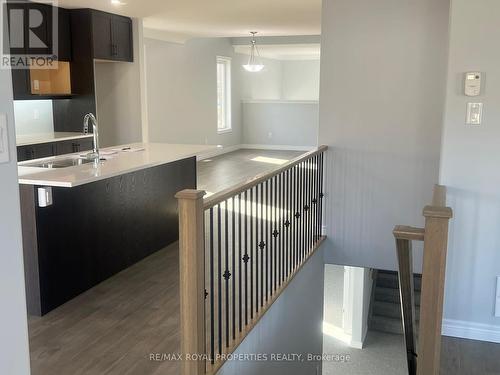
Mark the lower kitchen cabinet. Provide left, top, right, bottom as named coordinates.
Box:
left=17, top=138, right=93, bottom=162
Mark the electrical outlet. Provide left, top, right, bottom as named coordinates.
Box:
left=0, top=113, right=9, bottom=164
left=34, top=109, right=40, bottom=120
left=268, top=132, right=273, bottom=139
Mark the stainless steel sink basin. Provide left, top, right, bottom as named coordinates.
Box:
left=23, top=157, right=97, bottom=169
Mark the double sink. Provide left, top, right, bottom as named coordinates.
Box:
left=23, top=157, right=99, bottom=169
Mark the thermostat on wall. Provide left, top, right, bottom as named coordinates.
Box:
left=464, top=72, right=482, bottom=96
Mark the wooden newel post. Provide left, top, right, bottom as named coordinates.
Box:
left=417, top=188, right=453, bottom=375
left=175, top=189, right=206, bottom=375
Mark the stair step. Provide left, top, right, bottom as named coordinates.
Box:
left=375, top=287, right=421, bottom=306
left=373, top=301, right=420, bottom=320
left=370, top=315, right=404, bottom=335
left=376, top=271, right=422, bottom=291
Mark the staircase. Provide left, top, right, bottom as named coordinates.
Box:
left=370, top=270, right=422, bottom=335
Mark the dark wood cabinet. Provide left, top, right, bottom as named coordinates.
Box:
left=57, top=8, right=72, bottom=62
left=17, top=143, right=56, bottom=162
left=8, top=3, right=72, bottom=100
left=17, top=138, right=93, bottom=161
left=91, top=10, right=133, bottom=62
left=20, top=158, right=196, bottom=315
left=55, top=138, right=93, bottom=155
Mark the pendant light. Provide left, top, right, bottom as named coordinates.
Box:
left=243, top=32, right=264, bottom=72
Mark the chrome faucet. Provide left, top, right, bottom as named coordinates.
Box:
left=83, top=113, right=100, bottom=162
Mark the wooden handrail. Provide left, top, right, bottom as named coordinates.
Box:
left=204, top=145, right=328, bottom=209
left=393, top=184, right=453, bottom=375
left=176, top=189, right=207, bottom=375
left=417, top=186, right=452, bottom=375
left=177, top=146, right=328, bottom=375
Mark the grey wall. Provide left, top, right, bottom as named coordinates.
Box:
left=145, top=37, right=243, bottom=147
left=440, top=0, right=500, bottom=334
left=0, top=69, right=31, bottom=374
left=95, top=19, right=144, bottom=147
left=319, top=0, right=450, bottom=271
left=13, top=100, right=54, bottom=135
left=242, top=101, right=318, bottom=147
left=282, top=60, right=320, bottom=101
left=218, top=246, right=325, bottom=375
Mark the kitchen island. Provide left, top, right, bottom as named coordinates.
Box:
left=18, top=143, right=214, bottom=316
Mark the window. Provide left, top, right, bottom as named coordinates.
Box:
left=217, top=56, right=232, bottom=133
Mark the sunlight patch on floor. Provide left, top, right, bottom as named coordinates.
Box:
left=251, top=156, right=290, bottom=165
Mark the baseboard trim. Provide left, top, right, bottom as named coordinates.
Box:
left=197, top=145, right=242, bottom=161
left=240, top=144, right=314, bottom=151
left=442, top=319, right=500, bottom=343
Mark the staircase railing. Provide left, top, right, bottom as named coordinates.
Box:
left=176, top=145, right=327, bottom=375
left=393, top=185, right=453, bottom=375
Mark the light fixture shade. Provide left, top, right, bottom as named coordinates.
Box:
left=242, top=32, right=264, bottom=73
left=243, top=64, right=264, bottom=72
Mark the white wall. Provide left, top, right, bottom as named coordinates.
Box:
left=440, top=0, right=500, bottom=339
left=282, top=60, right=320, bottom=101
left=95, top=19, right=144, bottom=147
left=145, top=37, right=242, bottom=147
left=239, top=56, right=283, bottom=101
left=218, top=246, right=325, bottom=375
left=319, top=0, right=450, bottom=271
left=0, top=69, right=31, bottom=374
left=242, top=101, right=318, bottom=147
left=240, top=57, right=320, bottom=146
left=13, top=100, right=54, bottom=135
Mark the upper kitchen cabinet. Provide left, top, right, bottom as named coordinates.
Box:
left=8, top=3, right=73, bottom=100
left=91, top=10, right=133, bottom=62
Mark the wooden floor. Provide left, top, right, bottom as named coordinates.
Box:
left=27, top=149, right=500, bottom=375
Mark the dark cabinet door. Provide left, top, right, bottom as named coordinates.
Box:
left=111, top=16, right=133, bottom=61
left=57, top=7, right=72, bottom=61
left=24, top=2, right=53, bottom=56
left=91, top=12, right=113, bottom=60
left=55, top=138, right=93, bottom=156
left=17, top=143, right=56, bottom=161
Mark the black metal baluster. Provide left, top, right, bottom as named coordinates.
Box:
left=273, top=175, right=277, bottom=292
left=316, top=154, right=321, bottom=241
left=231, top=197, right=236, bottom=341
left=209, top=208, right=215, bottom=364
left=279, top=172, right=283, bottom=286
left=266, top=178, right=270, bottom=299
left=319, top=153, right=324, bottom=236
left=293, top=166, right=300, bottom=271
left=259, top=183, right=264, bottom=308
left=308, top=157, right=313, bottom=250
left=238, top=193, right=243, bottom=332
left=306, top=158, right=311, bottom=253
left=244, top=190, right=249, bottom=326
left=287, top=168, right=291, bottom=277
left=298, top=162, right=305, bottom=265
left=224, top=201, right=230, bottom=348
left=249, top=188, right=254, bottom=320
left=217, top=204, right=222, bottom=356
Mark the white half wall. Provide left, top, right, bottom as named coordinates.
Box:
left=217, top=246, right=325, bottom=375
left=439, top=0, right=500, bottom=339
left=0, top=69, right=31, bottom=374
left=319, top=0, right=450, bottom=271
left=94, top=19, right=144, bottom=148
left=242, top=101, right=318, bottom=147
left=145, top=37, right=243, bottom=146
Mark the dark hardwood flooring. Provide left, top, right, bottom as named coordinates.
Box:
left=26, top=149, right=500, bottom=375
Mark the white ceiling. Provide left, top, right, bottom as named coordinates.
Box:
left=55, top=0, right=322, bottom=39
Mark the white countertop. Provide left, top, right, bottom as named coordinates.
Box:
left=18, top=143, right=218, bottom=188
left=16, top=132, right=93, bottom=146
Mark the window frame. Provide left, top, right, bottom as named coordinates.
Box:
left=216, top=56, right=232, bottom=134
